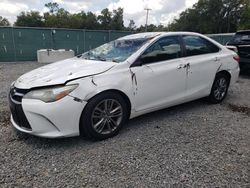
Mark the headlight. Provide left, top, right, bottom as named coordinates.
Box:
left=24, top=84, right=78, bottom=103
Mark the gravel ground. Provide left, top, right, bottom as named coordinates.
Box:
left=0, top=62, right=249, bottom=187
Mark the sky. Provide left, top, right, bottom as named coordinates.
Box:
left=0, top=0, right=198, bottom=26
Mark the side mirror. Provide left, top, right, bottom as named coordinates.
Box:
left=131, top=58, right=143, bottom=67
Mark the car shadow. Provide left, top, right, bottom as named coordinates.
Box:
left=240, top=69, right=250, bottom=78
left=122, top=99, right=207, bottom=132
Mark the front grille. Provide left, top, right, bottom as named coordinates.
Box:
left=9, top=87, right=32, bottom=130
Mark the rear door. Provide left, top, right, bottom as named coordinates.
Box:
left=181, top=35, right=222, bottom=98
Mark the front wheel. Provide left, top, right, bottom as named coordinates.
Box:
left=208, top=73, right=230, bottom=104
left=80, top=92, right=128, bottom=140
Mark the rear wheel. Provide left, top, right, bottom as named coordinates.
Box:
left=80, top=92, right=128, bottom=140
left=208, top=72, right=230, bottom=104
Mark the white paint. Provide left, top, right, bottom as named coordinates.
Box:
left=11, top=32, right=239, bottom=138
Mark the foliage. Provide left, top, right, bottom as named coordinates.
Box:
left=44, top=8, right=71, bottom=28
left=128, top=20, right=136, bottom=31
left=14, top=2, right=124, bottom=30
left=45, top=2, right=59, bottom=14
left=0, top=16, right=10, bottom=26
left=4, top=0, right=250, bottom=32
left=98, top=8, right=112, bottom=30
left=239, top=0, right=250, bottom=29
left=168, top=0, right=250, bottom=33
left=136, top=24, right=166, bottom=32
left=110, top=8, right=124, bottom=30
left=15, top=11, right=44, bottom=27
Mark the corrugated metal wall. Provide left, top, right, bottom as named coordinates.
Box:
left=0, top=27, right=15, bottom=62
left=0, top=27, right=234, bottom=62
left=0, top=27, right=132, bottom=62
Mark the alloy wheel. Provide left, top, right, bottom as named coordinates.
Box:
left=91, top=99, right=123, bottom=135
left=213, top=77, right=228, bottom=100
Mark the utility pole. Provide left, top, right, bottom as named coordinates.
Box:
left=144, top=8, right=152, bottom=32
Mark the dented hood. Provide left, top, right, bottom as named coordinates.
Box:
left=14, top=58, right=115, bottom=89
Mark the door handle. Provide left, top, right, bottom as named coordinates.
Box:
left=177, top=63, right=190, bottom=69
left=177, top=64, right=184, bottom=69
left=183, top=63, right=190, bottom=68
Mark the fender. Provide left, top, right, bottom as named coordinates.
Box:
left=68, top=73, right=135, bottom=110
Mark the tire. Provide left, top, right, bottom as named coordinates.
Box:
left=208, top=72, right=230, bottom=104
left=80, top=92, right=128, bottom=140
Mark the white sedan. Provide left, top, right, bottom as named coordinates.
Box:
left=9, top=32, right=240, bottom=140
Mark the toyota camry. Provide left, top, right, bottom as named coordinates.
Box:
left=9, top=32, right=240, bottom=140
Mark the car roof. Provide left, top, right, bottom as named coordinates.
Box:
left=119, top=32, right=203, bottom=40
left=118, top=32, right=163, bottom=40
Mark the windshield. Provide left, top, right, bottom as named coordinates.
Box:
left=80, top=38, right=149, bottom=63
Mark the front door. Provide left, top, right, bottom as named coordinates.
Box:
left=130, top=36, right=187, bottom=112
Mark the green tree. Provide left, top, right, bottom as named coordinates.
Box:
left=15, top=11, right=44, bottom=27
left=239, top=0, right=250, bottom=29
left=45, top=2, right=59, bottom=14
left=168, top=0, right=249, bottom=34
left=13, top=2, right=127, bottom=30
left=98, top=8, right=112, bottom=29
left=68, top=13, right=83, bottom=29
left=0, top=16, right=10, bottom=26
left=54, top=8, right=71, bottom=28
left=43, top=12, right=56, bottom=27
left=84, top=12, right=99, bottom=29
left=136, top=24, right=158, bottom=32
left=44, top=2, right=72, bottom=28
left=128, top=20, right=136, bottom=31
left=111, top=8, right=124, bottom=30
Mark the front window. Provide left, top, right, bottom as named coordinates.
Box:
left=140, top=36, right=182, bottom=64
left=80, top=38, right=150, bottom=63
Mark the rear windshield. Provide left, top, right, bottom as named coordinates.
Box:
left=228, top=32, right=250, bottom=44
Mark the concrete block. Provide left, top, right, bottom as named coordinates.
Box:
left=37, top=49, right=75, bottom=63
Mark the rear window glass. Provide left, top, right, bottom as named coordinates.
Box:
left=183, top=36, right=220, bottom=57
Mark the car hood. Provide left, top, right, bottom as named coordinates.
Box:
left=14, top=58, right=116, bottom=89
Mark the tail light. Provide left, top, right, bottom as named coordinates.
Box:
left=233, top=55, right=240, bottom=63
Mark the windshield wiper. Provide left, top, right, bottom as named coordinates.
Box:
left=112, top=59, right=119, bottom=63
left=77, top=54, right=83, bottom=58
left=96, top=56, right=107, bottom=61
